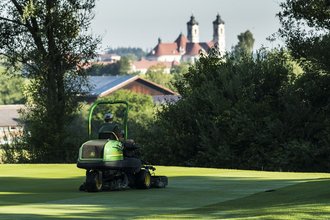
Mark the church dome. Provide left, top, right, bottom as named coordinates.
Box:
left=187, top=15, right=199, bottom=25
left=213, top=13, right=225, bottom=25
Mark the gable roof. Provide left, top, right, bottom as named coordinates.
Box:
left=175, top=33, right=188, bottom=50
left=0, top=105, right=24, bottom=127
left=185, top=43, right=204, bottom=56
left=87, top=75, right=178, bottom=98
left=152, top=43, right=180, bottom=56
left=149, top=34, right=213, bottom=58
left=201, top=41, right=215, bottom=50
left=89, top=75, right=135, bottom=97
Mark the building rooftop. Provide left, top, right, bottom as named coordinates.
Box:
left=132, top=59, right=178, bottom=70
left=88, top=75, right=135, bottom=97
left=187, top=15, right=199, bottom=25
left=87, top=75, right=178, bottom=98
left=213, top=13, right=225, bottom=25
left=0, top=105, right=24, bottom=127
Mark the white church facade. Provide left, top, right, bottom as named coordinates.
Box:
left=147, top=14, right=225, bottom=63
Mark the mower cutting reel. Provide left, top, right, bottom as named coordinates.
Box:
left=77, top=100, right=168, bottom=192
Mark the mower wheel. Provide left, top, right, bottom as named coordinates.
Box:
left=136, top=169, right=151, bottom=189
left=151, top=176, right=168, bottom=188
left=85, top=170, right=103, bottom=192
left=79, top=183, right=86, bottom=191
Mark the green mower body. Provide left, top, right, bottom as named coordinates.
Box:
left=77, top=100, right=168, bottom=192
left=79, top=139, right=124, bottom=162
left=77, top=138, right=142, bottom=172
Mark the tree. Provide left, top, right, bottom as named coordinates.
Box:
left=278, top=0, right=330, bottom=171
left=118, top=56, right=132, bottom=75
left=0, top=0, right=99, bottom=162
left=144, top=64, right=174, bottom=90
left=0, top=71, right=25, bottom=104
left=85, top=55, right=135, bottom=76
left=144, top=48, right=325, bottom=171
left=170, top=62, right=190, bottom=75
left=86, top=63, right=120, bottom=76
left=143, top=1, right=330, bottom=171
left=232, top=30, right=255, bottom=57
left=86, top=90, right=156, bottom=156
left=106, top=47, right=146, bottom=60
left=278, top=0, right=330, bottom=71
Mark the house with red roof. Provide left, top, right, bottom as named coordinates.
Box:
left=147, top=14, right=225, bottom=63
left=131, top=58, right=179, bottom=74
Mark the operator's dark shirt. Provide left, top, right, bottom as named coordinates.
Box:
left=98, top=122, right=121, bottom=139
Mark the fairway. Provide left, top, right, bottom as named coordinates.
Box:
left=0, top=165, right=330, bottom=219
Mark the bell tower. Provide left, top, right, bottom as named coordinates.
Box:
left=213, top=13, right=225, bottom=55
left=187, top=15, right=199, bottom=43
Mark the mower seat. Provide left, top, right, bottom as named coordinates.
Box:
left=99, top=132, right=118, bottom=140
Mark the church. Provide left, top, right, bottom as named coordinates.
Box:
left=147, top=14, right=225, bottom=63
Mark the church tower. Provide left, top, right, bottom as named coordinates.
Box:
left=187, top=15, right=199, bottom=43
left=213, top=13, right=225, bottom=55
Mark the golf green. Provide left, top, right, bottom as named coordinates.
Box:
left=0, top=164, right=329, bottom=219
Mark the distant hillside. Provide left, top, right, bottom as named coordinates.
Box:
left=106, top=47, right=146, bottom=60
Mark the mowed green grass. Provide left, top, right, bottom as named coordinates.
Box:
left=0, top=165, right=330, bottom=219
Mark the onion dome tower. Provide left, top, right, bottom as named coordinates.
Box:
left=187, top=15, right=199, bottom=43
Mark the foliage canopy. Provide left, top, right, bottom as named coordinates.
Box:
left=0, top=70, right=25, bottom=104
left=0, top=0, right=99, bottom=162
left=143, top=47, right=330, bottom=171
left=232, top=30, right=255, bottom=57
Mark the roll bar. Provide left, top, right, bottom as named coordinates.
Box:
left=88, top=100, right=129, bottom=140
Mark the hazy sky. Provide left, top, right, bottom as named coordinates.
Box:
left=91, top=0, right=285, bottom=52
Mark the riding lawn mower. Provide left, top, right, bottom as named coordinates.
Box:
left=77, top=100, right=168, bottom=192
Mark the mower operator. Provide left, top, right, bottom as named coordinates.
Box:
left=98, top=113, right=122, bottom=140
